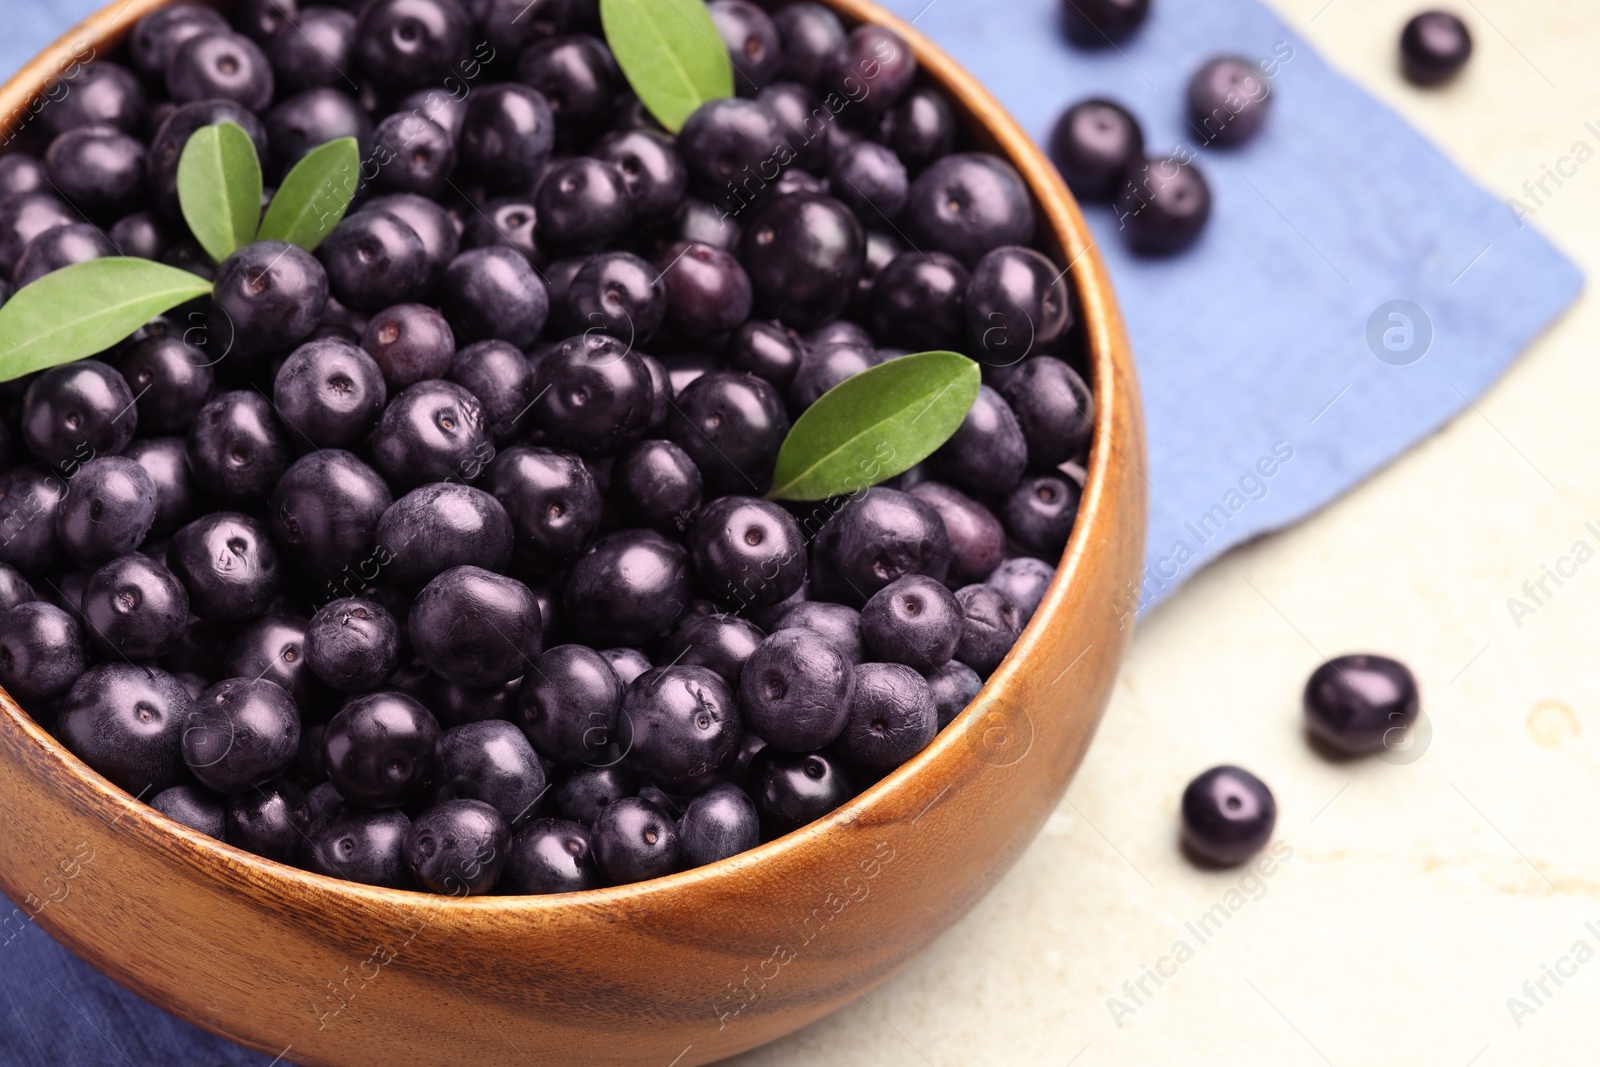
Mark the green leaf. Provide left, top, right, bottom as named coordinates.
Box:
left=768, top=352, right=982, bottom=502
left=177, top=121, right=262, bottom=263
left=0, top=259, right=212, bottom=383
left=600, top=0, right=734, bottom=132
left=256, top=137, right=360, bottom=251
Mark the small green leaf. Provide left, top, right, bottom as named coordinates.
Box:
left=768, top=352, right=982, bottom=502
left=600, top=0, right=734, bottom=132
left=177, top=121, right=262, bottom=263
left=257, top=137, right=360, bottom=251
left=0, top=259, right=212, bottom=383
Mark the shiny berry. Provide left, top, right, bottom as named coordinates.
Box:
left=624, top=665, right=741, bottom=784
left=268, top=6, right=358, bottom=93
left=1402, top=12, right=1472, bottom=86
left=825, top=24, right=915, bottom=116
left=43, top=129, right=146, bottom=219
left=750, top=748, right=853, bottom=836
left=593, top=127, right=687, bottom=223
left=439, top=246, right=550, bottom=347
left=167, top=512, right=280, bottom=622
left=928, top=385, right=1026, bottom=498
left=517, top=643, right=624, bottom=764
left=563, top=529, right=691, bottom=645
left=774, top=601, right=863, bottom=665
left=966, top=246, right=1071, bottom=365
left=830, top=139, right=908, bottom=220
left=318, top=211, right=429, bottom=313
left=657, top=241, right=751, bottom=338
left=0, top=602, right=86, bottom=702
left=1188, top=57, right=1273, bottom=147
left=484, top=450, right=601, bottom=582
left=182, top=677, right=301, bottom=793
left=741, top=192, right=864, bottom=330
left=678, top=782, right=758, bottom=866
left=877, top=86, right=957, bottom=172
left=263, top=87, right=372, bottom=176
left=739, top=626, right=853, bottom=751
left=678, top=97, right=786, bottom=212
left=999, top=356, right=1093, bottom=466
left=186, top=390, right=293, bottom=504
left=269, top=450, right=391, bottom=581
left=459, top=83, right=556, bottom=190
left=1050, top=98, right=1143, bottom=200
left=405, top=798, right=509, bottom=894
left=688, top=495, right=805, bottom=608
left=152, top=783, right=225, bottom=838
left=908, top=481, right=1005, bottom=588
left=211, top=241, right=329, bottom=356
left=861, top=575, right=963, bottom=669
left=410, top=565, right=542, bottom=686
left=366, top=192, right=460, bottom=288
left=22, top=359, right=137, bottom=468
left=591, top=795, right=680, bottom=884
left=465, top=196, right=542, bottom=266
left=1003, top=472, right=1081, bottom=558
left=870, top=251, right=968, bottom=351
left=307, top=805, right=411, bottom=887
left=39, top=61, right=146, bottom=138
left=0, top=192, right=76, bottom=277
left=531, top=334, right=654, bottom=456
left=1181, top=765, right=1276, bottom=866
left=535, top=156, right=632, bottom=252
left=117, top=335, right=214, bottom=436
left=375, top=482, right=515, bottom=591
left=1115, top=155, right=1211, bottom=254
left=362, top=302, right=455, bottom=390
left=165, top=31, right=274, bottom=111
left=367, top=379, right=491, bottom=490
left=80, top=553, right=188, bottom=660
left=434, top=719, right=548, bottom=825
left=354, top=0, right=473, bottom=91
left=54, top=456, right=157, bottom=567
left=58, top=663, right=192, bottom=795
left=665, top=371, right=789, bottom=496
left=1303, top=654, right=1421, bottom=754
left=727, top=320, right=803, bottom=393
left=923, top=659, right=981, bottom=728
left=503, top=817, right=600, bottom=893
left=324, top=690, right=440, bottom=808
left=515, top=34, right=621, bottom=135
left=225, top=778, right=310, bottom=863
left=658, top=614, right=764, bottom=688
left=567, top=251, right=666, bottom=341
left=811, top=487, right=951, bottom=606
left=273, top=338, right=388, bottom=448
left=905, top=153, right=1035, bottom=265
left=555, top=765, right=636, bottom=827
left=1061, top=0, right=1149, bottom=44
left=612, top=439, right=702, bottom=535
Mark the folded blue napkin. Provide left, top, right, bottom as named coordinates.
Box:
left=878, top=0, right=1581, bottom=609
left=0, top=0, right=1581, bottom=1063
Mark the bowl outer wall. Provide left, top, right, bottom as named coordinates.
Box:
left=0, top=1, right=1148, bottom=1064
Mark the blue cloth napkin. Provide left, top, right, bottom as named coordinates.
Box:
left=878, top=0, right=1581, bottom=609
left=0, top=0, right=1582, bottom=1064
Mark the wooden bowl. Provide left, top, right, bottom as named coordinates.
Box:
left=0, top=2, right=1146, bottom=1064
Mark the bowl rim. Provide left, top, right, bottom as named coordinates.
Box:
left=0, top=0, right=1139, bottom=913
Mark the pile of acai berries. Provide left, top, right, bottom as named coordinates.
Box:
left=0, top=0, right=1093, bottom=894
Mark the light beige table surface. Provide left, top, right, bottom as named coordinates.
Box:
left=731, top=1, right=1600, bottom=1063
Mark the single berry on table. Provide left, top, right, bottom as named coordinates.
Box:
left=1181, top=765, right=1276, bottom=866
